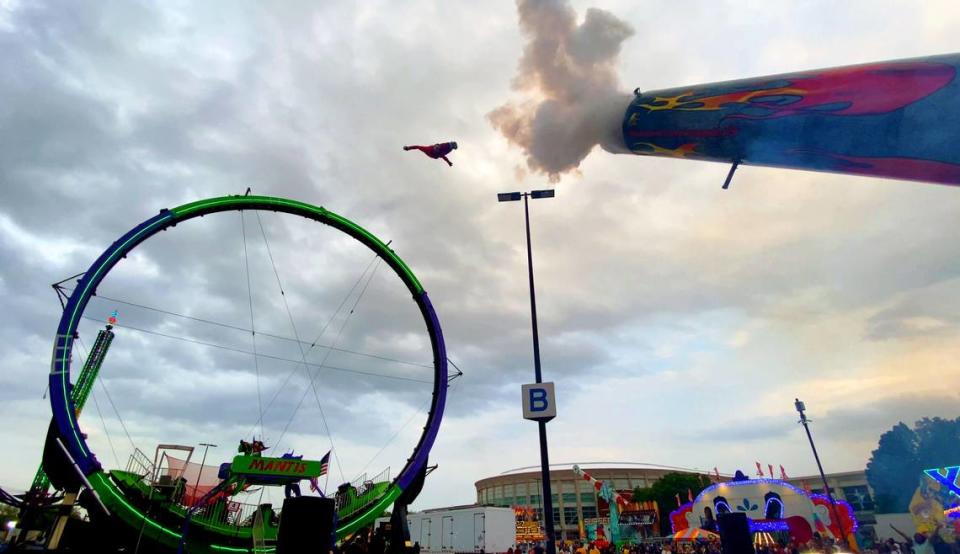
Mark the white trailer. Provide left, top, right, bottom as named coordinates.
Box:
left=406, top=504, right=516, bottom=554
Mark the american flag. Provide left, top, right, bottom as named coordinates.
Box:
left=319, top=451, right=331, bottom=476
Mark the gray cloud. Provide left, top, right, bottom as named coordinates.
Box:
left=865, top=279, right=960, bottom=340
left=689, top=418, right=796, bottom=444
left=2, top=0, right=960, bottom=509
left=818, top=393, right=960, bottom=441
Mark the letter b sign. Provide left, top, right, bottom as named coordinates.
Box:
left=522, top=382, right=556, bottom=421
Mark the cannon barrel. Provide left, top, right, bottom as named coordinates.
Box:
left=622, top=54, right=960, bottom=185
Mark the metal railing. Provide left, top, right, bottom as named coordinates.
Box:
left=338, top=467, right=391, bottom=518
left=370, top=467, right=390, bottom=486
left=350, top=473, right=368, bottom=488
left=126, top=448, right=155, bottom=479
left=189, top=499, right=263, bottom=529
left=348, top=467, right=391, bottom=492
left=167, top=491, right=268, bottom=529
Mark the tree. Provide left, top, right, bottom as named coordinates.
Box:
left=866, top=417, right=960, bottom=513
left=865, top=422, right=919, bottom=513
left=915, top=417, right=960, bottom=468
left=633, top=472, right=713, bottom=536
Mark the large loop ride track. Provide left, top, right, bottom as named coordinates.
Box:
left=49, top=195, right=448, bottom=553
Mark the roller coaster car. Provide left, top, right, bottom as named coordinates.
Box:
left=335, top=482, right=356, bottom=510
left=361, top=480, right=375, bottom=495
left=238, top=439, right=268, bottom=456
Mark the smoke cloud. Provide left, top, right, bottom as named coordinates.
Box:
left=489, top=0, right=635, bottom=181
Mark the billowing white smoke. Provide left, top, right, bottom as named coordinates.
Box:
left=489, top=0, right=635, bottom=181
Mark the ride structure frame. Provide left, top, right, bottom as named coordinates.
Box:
left=47, top=195, right=449, bottom=553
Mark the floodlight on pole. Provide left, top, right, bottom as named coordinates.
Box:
left=795, top=399, right=848, bottom=548
left=6, top=520, right=15, bottom=530
left=497, top=187, right=557, bottom=554
left=194, top=443, right=217, bottom=506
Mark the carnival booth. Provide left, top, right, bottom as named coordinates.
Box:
left=515, top=505, right=546, bottom=544
left=670, top=471, right=859, bottom=551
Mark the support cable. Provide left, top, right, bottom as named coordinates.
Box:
left=99, top=379, right=137, bottom=455
left=91, top=390, right=122, bottom=470
left=64, top=338, right=122, bottom=468
left=77, top=316, right=431, bottom=384
left=70, top=290, right=430, bottom=369
left=247, top=252, right=381, bottom=438
left=240, top=211, right=264, bottom=439
left=447, top=358, right=465, bottom=382
left=76, top=335, right=137, bottom=454
left=273, top=258, right=382, bottom=478
left=254, top=211, right=345, bottom=483
left=303, top=254, right=380, bottom=355
left=350, top=365, right=464, bottom=483
left=350, top=397, right=430, bottom=483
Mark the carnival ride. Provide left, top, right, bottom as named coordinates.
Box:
left=0, top=319, right=118, bottom=546
left=670, top=472, right=859, bottom=551
left=571, top=465, right=630, bottom=545
left=2, top=195, right=450, bottom=553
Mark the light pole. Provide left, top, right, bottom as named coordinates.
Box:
left=194, top=443, right=217, bottom=505
left=498, top=188, right=557, bottom=554
left=795, top=399, right=848, bottom=548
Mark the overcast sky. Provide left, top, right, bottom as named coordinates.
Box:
left=1, top=0, right=960, bottom=511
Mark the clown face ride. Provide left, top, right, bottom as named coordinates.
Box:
left=670, top=473, right=858, bottom=549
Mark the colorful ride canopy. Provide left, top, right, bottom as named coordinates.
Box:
left=623, top=53, right=960, bottom=185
